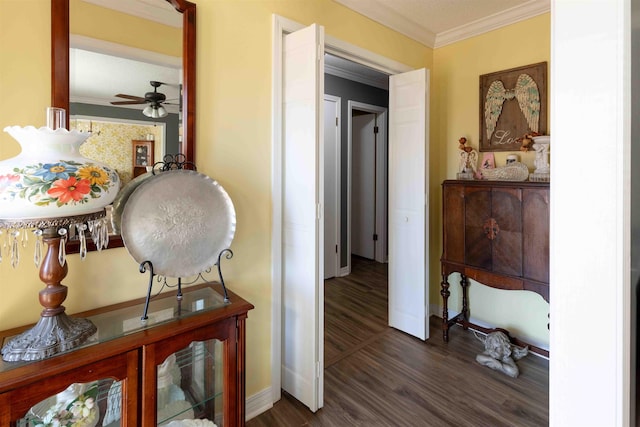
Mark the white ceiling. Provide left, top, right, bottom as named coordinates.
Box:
left=70, top=48, right=181, bottom=113
left=73, top=0, right=550, bottom=108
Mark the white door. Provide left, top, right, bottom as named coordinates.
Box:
left=281, top=23, right=324, bottom=412
left=324, top=96, right=340, bottom=279
left=388, top=68, right=429, bottom=340
left=351, top=113, right=376, bottom=260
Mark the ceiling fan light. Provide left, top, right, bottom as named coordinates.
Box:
left=142, top=104, right=167, bottom=119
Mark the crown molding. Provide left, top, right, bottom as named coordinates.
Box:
left=434, top=1, right=550, bottom=48
left=333, top=0, right=436, bottom=47
left=324, top=64, right=388, bottom=90
left=81, top=0, right=182, bottom=28
left=70, top=35, right=182, bottom=68
left=335, top=0, right=549, bottom=49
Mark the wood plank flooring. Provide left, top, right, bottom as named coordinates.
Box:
left=247, top=257, right=549, bottom=427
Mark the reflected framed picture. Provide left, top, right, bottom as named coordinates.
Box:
left=132, top=140, right=154, bottom=168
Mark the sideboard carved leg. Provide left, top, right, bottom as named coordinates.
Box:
left=460, top=274, right=470, bottom=329
left=440, top=272, right=451, bottom=341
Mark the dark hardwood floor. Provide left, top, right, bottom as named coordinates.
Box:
left=247, top=257, right=549, bottom=427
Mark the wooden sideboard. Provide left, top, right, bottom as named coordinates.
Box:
left=0, top=283, right=253, bottom=426
left=440, top=180, right=549, bottom=354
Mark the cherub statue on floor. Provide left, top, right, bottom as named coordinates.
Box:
left=475, top=331, right=528, bottom=378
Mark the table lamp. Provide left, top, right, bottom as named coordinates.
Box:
left=0, top=107, right=120, bottom=361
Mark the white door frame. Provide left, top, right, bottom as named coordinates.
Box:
left=271, top=14, right=411, bottom=404
left=347, top=101, right=388, bottom=271
left=324, top=94, right=341, bottom=279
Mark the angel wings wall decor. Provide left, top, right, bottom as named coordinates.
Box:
left=479, top=62, right=547, bottom=152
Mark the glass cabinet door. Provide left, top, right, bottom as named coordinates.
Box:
left=18, top=378, right=123, bottom=426
left=156, top=339, right=224, bottom=427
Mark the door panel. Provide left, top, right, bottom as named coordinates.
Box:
left=464, top=188, right=492, bottom=270
left=523, top=188, right=550, bottom=283
left=282, top=23, right=324, bottom=412
left=492, top=188, right=522, bottom=276
left=442, top=183, right=465, bottom=264
left=351, top=113, right=376, bottom=260
left=388, top=68, right=429, bottom=340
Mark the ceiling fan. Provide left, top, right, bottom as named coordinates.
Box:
left=111, top=81, right=177, bottom=118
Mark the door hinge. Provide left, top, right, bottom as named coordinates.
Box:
left=335, top=117, right=339, bottom=126
left=374, top=126, right=379, bottom=134
left=373, top=233, right=378, bottom=241
left=317, top=203, right=322, bottom=219
left=335, top=244, right=338, bottom=253
left=316, top=361, right=321, bottom=378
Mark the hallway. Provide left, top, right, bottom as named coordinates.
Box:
left=248, top=257, right=549, bottom=426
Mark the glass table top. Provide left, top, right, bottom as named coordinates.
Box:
left=0, top=285, right=228, bottom=372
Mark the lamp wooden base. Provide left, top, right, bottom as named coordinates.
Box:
left=0, top=226, right=96, bottom=362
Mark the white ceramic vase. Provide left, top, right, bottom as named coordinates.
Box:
left=0, top=126, right=120, bottom=219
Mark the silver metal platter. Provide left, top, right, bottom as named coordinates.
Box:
left=110, top=171, right=156, bottom=234
left=120, top=170, right=236, bottom=278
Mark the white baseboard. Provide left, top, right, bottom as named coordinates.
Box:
left=429, top=303, right=550, bottom=355
left=246, top=386, right=274, bottom=421
left=339, top=266, right=350, bottom=277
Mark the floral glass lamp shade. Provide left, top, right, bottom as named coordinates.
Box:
left=0, top=108, right=120, bottom=361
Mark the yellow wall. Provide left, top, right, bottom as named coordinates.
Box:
left=0, top=0, right=50, bottom=159
left=0, top=0, right=550, bottom=401
left=0, top=0, right=430, bottom=399
left=196, top=0, right=431, bottom=395
left=70, top=0, right=181, bottom=56
left=431, top=14, right=551, bottom=348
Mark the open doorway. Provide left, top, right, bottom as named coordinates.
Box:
left=273, top=16, right=428, bottom=411
left=323, top=59, right=392, bottom=365
left=349, top=102, right=388, bottom=266
left=324, top=55, right=390, bottom=276
left=351, top=110, right=378, bottom=260
left=323, top=96, right=389, bottom=279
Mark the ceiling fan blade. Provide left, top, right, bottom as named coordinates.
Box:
left=114, top=93, right=145, bottom=101
left=111, top=100, right=146, bottom=105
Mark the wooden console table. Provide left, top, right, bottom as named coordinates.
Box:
left=0, top=283, right=253, bottom=426
left=440, top=180, right=549, bottom=355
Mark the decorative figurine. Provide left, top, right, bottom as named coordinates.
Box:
left=475, top=331, right=528, bottom=378
left=457, top=137, right=478, bottom=180
left=532, top=135, right=550, bottom=173
left=529, top=135, right=550, bottom=182
left=518, top=131, right=540, bottom=152
left=506, top=154, right=519, bottom=164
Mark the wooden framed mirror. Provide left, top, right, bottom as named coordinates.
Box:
left=51, top=0, right=196, bottom=251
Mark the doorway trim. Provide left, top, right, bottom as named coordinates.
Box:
left=347, top=101, right=388, bottom=270
left=325, top=94, right=342, bottom=279
left=271, top=13, right=412, bottom=404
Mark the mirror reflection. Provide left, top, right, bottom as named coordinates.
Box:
left=52, top=0, right=196, bottom=251
left=69, top=0, right=183, bottom=188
